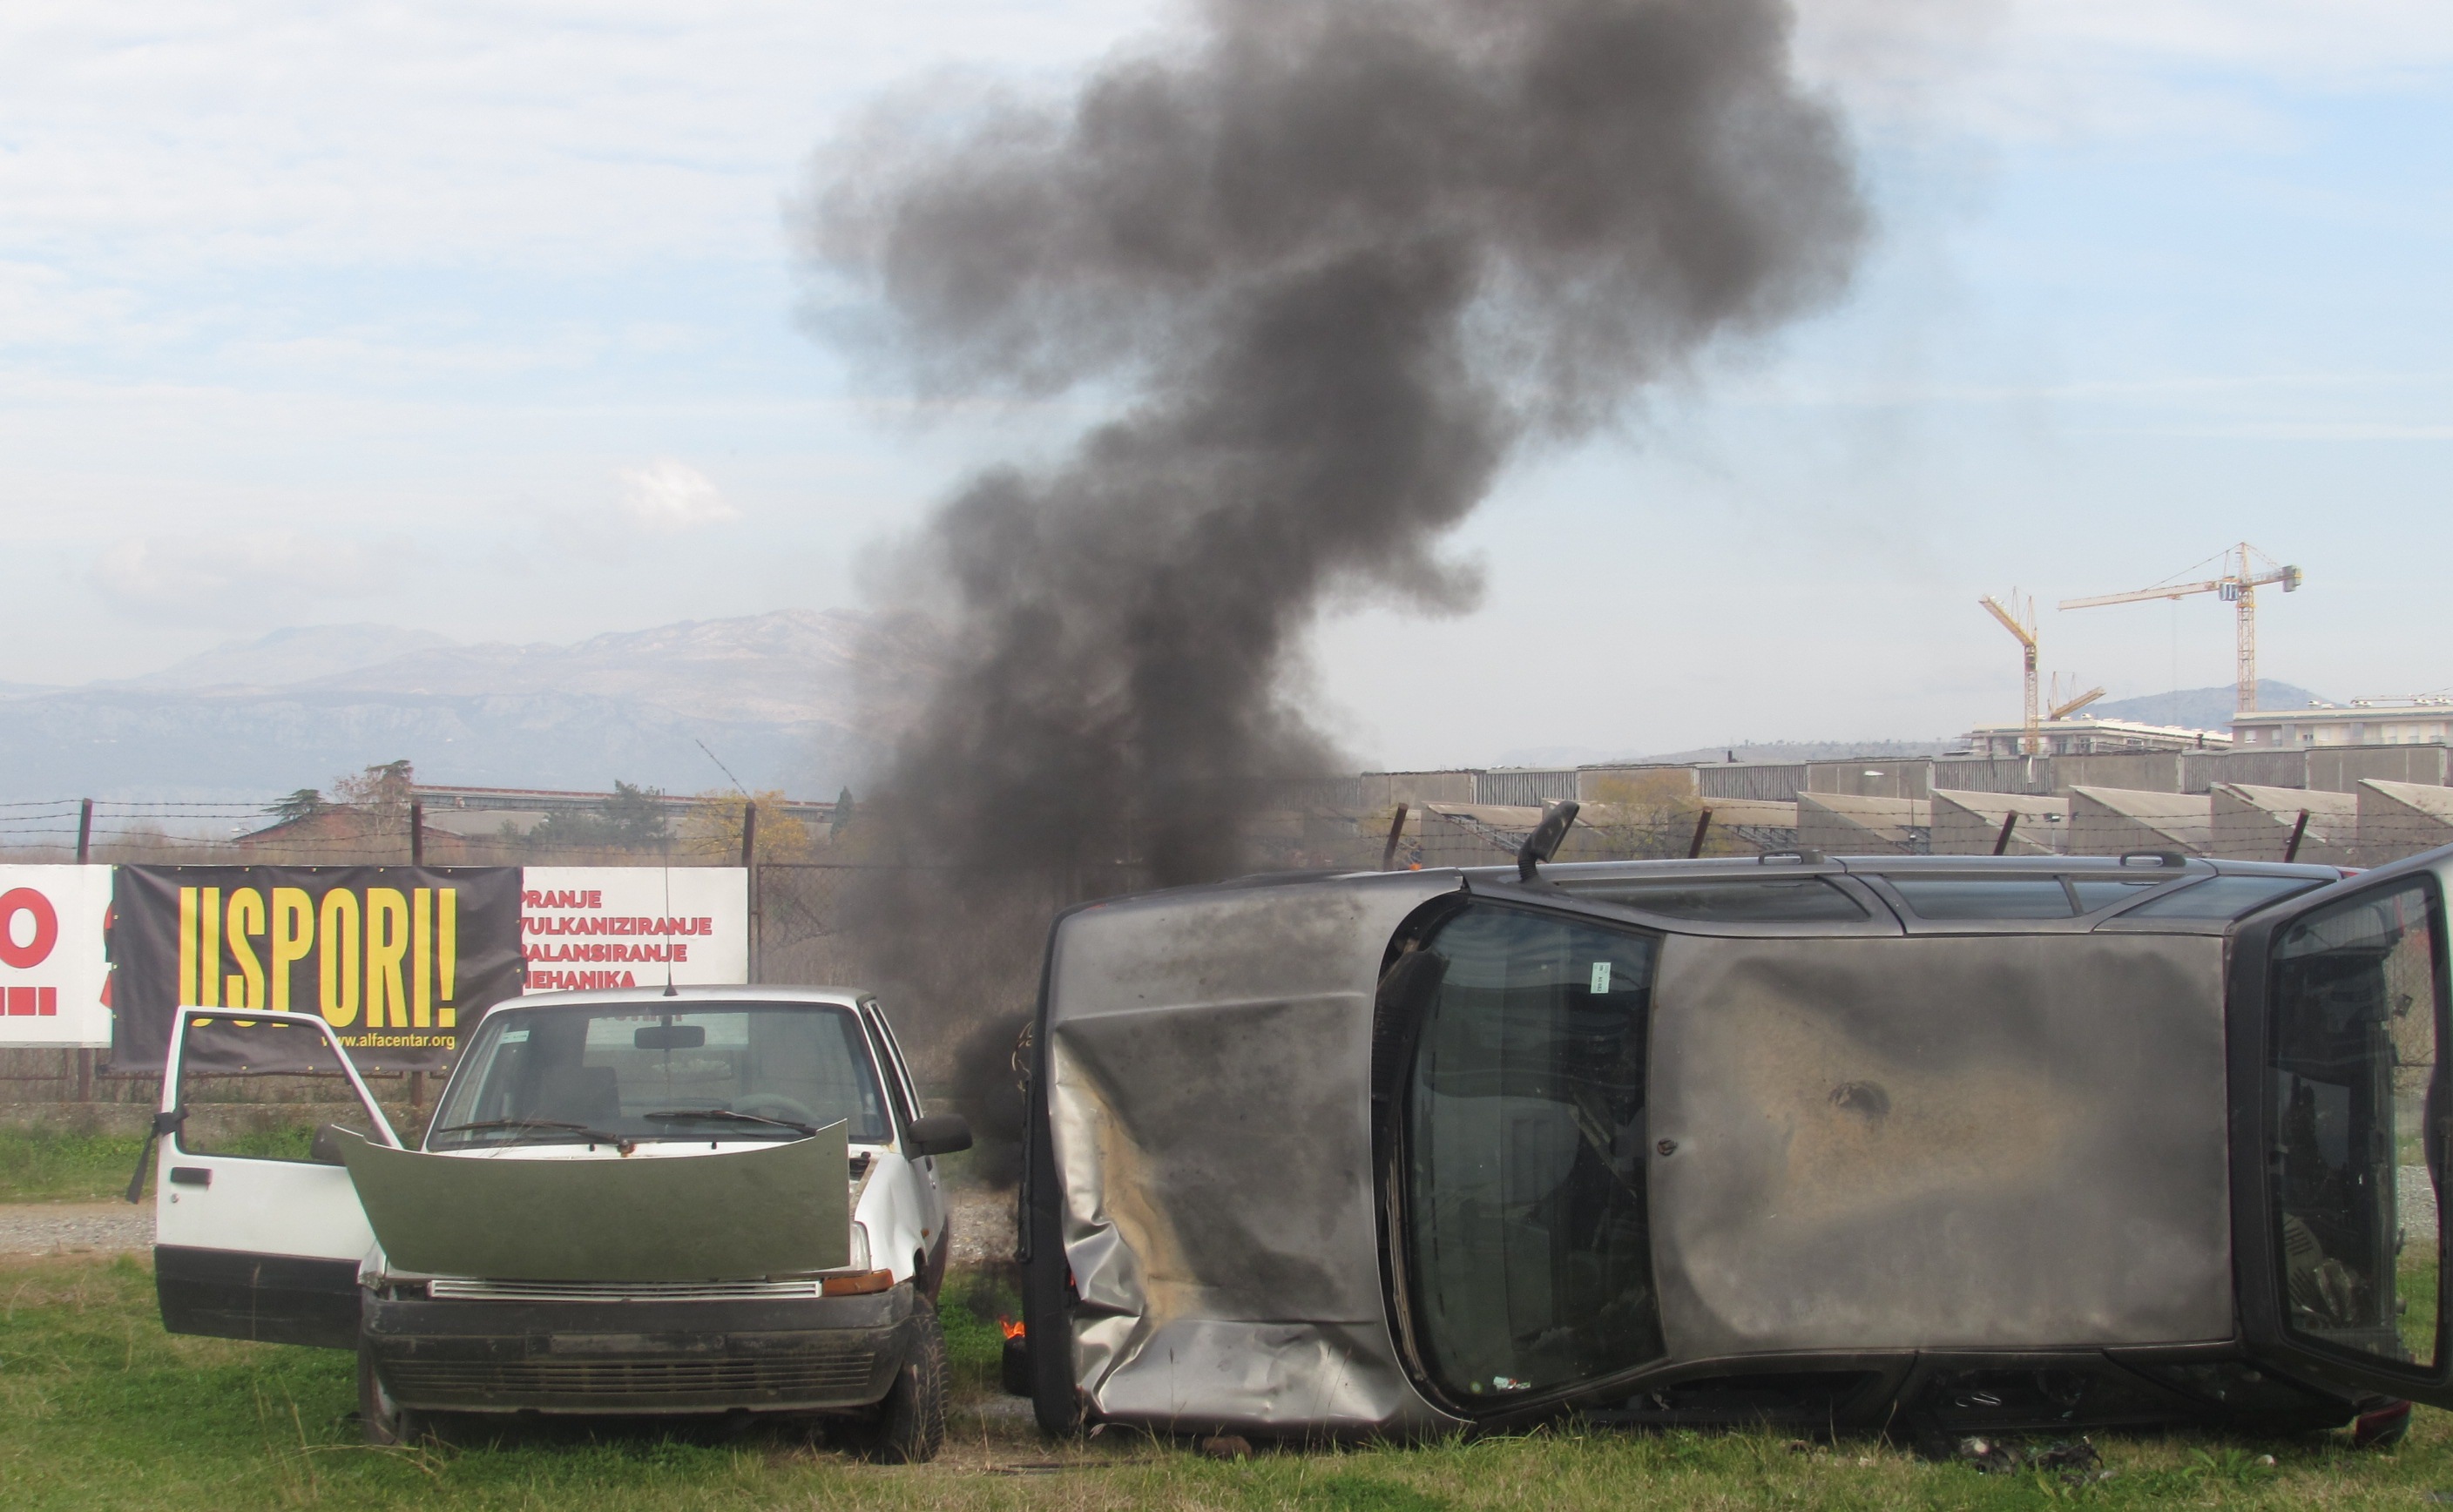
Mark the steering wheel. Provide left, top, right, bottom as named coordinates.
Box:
left=733, top=1093, right=820, bottom=1125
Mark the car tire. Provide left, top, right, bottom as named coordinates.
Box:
left=856, top=1297, right=947, bottom=1464
left=357, top=1340, right=428, bottom=1447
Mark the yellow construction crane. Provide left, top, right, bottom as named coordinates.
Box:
left=2049, top=674, right=2106, bottom=721
left=2058, top=543, right=2303, bottom=717
left=1980, top=592, right=2040, bottom=755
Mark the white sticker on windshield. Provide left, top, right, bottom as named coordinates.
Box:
left=499, top=1029, right=530, bottom=1043
left=1590, top=962, right=1612, bottom=994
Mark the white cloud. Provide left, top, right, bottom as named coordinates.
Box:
left=1797, top=0, right=2453, bottom=146
left=92, top=530, right=395, bottom=624
left=617, top=458, right=739, bottom=531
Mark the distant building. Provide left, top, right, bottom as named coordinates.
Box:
left=408, top=784, right=835, bottom=839
left=1959, top=717, right=2231, bottom=759
left=2231, top=697, right=2453, bottom=749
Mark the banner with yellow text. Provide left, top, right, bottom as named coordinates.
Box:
left=111, top=866, right=524, bottom=1072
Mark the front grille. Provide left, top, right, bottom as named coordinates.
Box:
left=384, top=1352, right=877, bottom=1404
left=425, top=1277, right=825, bottom=1302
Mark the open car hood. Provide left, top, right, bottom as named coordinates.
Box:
left=335, top=1124, right=850, bottom=1281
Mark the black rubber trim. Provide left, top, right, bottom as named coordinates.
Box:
left=155, top=1245, right=361, bottom=1350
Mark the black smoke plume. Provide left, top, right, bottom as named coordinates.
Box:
left=807, top=0, right=1864, bottom=1131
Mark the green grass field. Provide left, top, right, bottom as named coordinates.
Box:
left=8, top=1253, right=2453, bottom=1511
left=0, top=1124, right=318, bottom=1204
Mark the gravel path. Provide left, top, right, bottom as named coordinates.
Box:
left=949, top=1186, right=1017, bottom=1267
left=0, top=1201, right=153, bottom=1256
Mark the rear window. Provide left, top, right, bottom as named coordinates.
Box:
left=1888, top=877, right=2075, bottom=920
left=1882, top=874, right=2183, bottom=921
left=2124, top=874, right=2328, bottom=921
left=1560, top=877, right=1867, bottom=922
left=2069, top=878, right=2167, bottom=912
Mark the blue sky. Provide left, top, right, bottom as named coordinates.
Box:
left=3, top=1, right=2448, bottom=767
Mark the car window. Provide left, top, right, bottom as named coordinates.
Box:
left=2068, top=878, right=2166, bottom=913
left=2267, top=880, right=2443, bottom=1366
left=2124, top=874, right=2328, bottom=921
left=429, top=1003, right=890, bottom=1147
left=862, top=1009, right=916, bottom=1130
left=1558, top=877, right=1867, bottom=922
left=1402, top=904, right=1663, bottom=1403
left=1887, top=876, right=2075, bottom=920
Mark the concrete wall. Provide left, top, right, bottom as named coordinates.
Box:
left=2068, top=787, right=2213, bottom=857
left=1805, top=759, right=1934, bottom=800
left=2209, top=784, right=2357, bottom=865
left=1474, top=769, right=1579, bottom=807
left=1697, top=763, right=1808, bottom=803
left=1359, top=770, right=1477, bottom=810
left=1929, top=757, right=2058, bottom=796
left=2358, top=780, right=2453, bottom=863
left=1930, top=790, right=2071, bottom=856
left=1797, top=793, right=1930, bottom=856
left=2057, top=753, right=2186, bottom=794
left=2309, top=745, right=2451, bottom=793
left=1575, top=765, right=1700, bottom=802
left=2184, top=750, right=2309, bottom=793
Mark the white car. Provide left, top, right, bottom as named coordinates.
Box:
left=142, top=986, right=968, bottom=1461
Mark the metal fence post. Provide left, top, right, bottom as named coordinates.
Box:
left=76, top=798, right=96, bottom=1099
left=740, top=802, right=760, bottom=983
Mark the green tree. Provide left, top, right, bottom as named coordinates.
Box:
left=529, top=781, right=672, bottom=853
left=267, top=788, right=326, bottom=825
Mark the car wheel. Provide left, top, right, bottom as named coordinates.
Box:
left=857, top=1297, right=947, bottom=1464
left=357, top=1340, right=429, bottom=1447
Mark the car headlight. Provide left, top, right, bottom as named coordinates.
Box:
left=848, top=1220, right=871, bottom=1273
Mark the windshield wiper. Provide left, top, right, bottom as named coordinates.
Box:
left=642, top=1109, right=819, bottom=1137
left=430, top=1117, right=636, bottom=1153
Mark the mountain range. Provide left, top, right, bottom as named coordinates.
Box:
left=2087, top=681, right=2326, bottom=732
left=0, top=611, right=929, bottom=803
left=0, top=614, right=2342, bottom=805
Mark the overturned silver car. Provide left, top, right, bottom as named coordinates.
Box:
left=1017, top=845, right=2453, bottom=1442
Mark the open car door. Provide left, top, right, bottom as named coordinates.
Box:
left=151, top=1008, right=402, bottom=1349
left=2230, top=854, right=2453, bottom=1407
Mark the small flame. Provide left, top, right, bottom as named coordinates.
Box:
left=999, top=1316, right=1027, bottom=1341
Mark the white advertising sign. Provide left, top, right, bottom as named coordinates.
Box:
left=0, top=865, right=113, bottom=1048
left=519, top=867, right=749, bottom=993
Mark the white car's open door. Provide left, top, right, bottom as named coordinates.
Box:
left=149, top=1008, right=401, bottom=1349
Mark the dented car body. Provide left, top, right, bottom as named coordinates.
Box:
left=1018, top=849, right=2453, bottom=1440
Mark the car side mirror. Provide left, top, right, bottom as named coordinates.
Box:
left=905, top=1113, right=972, bottom=1158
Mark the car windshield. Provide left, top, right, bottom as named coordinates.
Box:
left=1402, top=904, right=1664, bottom=1403
left=428, top=1002, right=891, bottom=1149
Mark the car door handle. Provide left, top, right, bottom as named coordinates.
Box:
left=168, top=1167, right=212, bottom=1188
